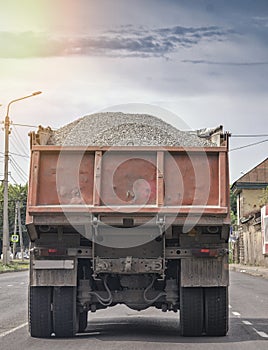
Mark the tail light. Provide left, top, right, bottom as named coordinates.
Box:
left=35, top=248, right=67, bottom=257
left=192, top=248, right=220, bottom=257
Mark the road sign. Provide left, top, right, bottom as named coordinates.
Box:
left=11, top=234, right=19, bottom=243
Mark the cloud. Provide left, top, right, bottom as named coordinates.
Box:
left=181, top=59, right=268, bottom=66
left=0, top=24, right=232, bottom=58
left=251, top=16, right=268, bottom=28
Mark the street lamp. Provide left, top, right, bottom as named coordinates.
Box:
left=2, top=91, right=42, bottom=265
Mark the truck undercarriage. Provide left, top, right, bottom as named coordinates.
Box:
left=28, top=216, right=229, bottom=338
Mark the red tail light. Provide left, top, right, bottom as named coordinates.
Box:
left=36, top=248, right=67, bottom=256
left=48, top=248, right=58, bottom=254
left=192, top=248, right=219, bottom=257
left=200, top=249, right=210, bottom=253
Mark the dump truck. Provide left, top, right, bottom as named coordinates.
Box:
left=26, top=114, right=230, bottom=338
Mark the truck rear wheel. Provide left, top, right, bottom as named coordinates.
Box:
left=78, top=310, right=88, bottom=332
left=204, top=287, right=229, bottom=336
left=53, top=287, right=77, bottom=337
left=180, top=287, right=204, bottom=336
left=29, top=287, right=52, bottom=338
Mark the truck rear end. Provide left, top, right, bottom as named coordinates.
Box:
left=27, top=121, right=230, bottom=338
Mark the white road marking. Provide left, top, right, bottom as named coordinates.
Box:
left=0, top=322, right=28, bottom=338
left=253, top=328, right=268, bottom=338
left=229, top=304, right=232, bottom=309
left=7, top=285, right=13, bottom=287
left=20, top=282, right=25, bottom=285
left=232, top=311, right=241, bottom=317
left=242, top=320, right=268, bottom=338
left=242, top=320, right=252, bottom=325
left=77, top=331, right=101, bottom=336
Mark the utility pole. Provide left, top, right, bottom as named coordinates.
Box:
left=2, top=106, right=11, bottom=264
left=2, top=91, right=42, bottom=265
left=12, top=201, right=18, bottom=259
left=17, top=200, right=24, bottom=261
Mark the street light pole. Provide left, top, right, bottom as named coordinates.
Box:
left=2, top=91, right=42, bottom=265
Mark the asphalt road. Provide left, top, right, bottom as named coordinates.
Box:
left=0, top=270, right=267, bottom=350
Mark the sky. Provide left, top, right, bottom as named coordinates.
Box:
left=0, top=0, right=268, bottom=184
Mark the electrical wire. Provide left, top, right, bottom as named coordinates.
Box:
left=9, top=167, right=27, bottom=184
left=229, top=138, right=268, bottom=152
left=12, top=123, right=39, bottom=128
left=232, top=134, right=268, bottom=137
left=0, top=151, right=29, bottom=159
left=9, top=156, right=28, bottom=177
left=9, top=165, right=27, bottom=183
left=10, top=152, right=30, bottom=159
left=10, top=138, right=28, bottom=158
left=12, top=126, right=29, bottom=155
left=9, top=157, right=28, bottom=183
left=10, top=165, right=27, bottom=182
left=13, top=123, right=58, bottom=130
left=11, top=139, right=28, bottom=158
left=9, top=173, right=19, bottom=185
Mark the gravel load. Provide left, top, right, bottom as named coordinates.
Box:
left=48, top=112, right=216, bottom=147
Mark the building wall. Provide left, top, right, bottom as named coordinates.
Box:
left=235, top=222, right=268, bottom=267
left=239, top=188, right=264, bottom=218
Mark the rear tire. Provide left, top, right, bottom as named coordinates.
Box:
left=29, top=286, right=52, bottom=338
left=204, top=287, right=229, bottom=336
left=180, top=287, right=204, bottom=336
left=53, top=287, right=77, bottom=338
left=78, top=310, right=88, bottom=332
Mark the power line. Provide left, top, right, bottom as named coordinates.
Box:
left=10, top=152, right=30, bottom=159
left=9, top=173, right=19, bottom=185
left=9, top=156, right=28, bottom=177
left=13, top=123, right=58, bottom=130
left=9, top=157, right=28, bottom=183
left=10, top=138, right=28, bottom=158
left=10, top=166, right=27, bottom=183
left=12, top=123, right=39, bottom=128
left=229, top=138, right=268, bottom=152
left=9, top=163, right=27, bottom=183
left=0, top=151, right=30, bottom=159
left=12, top=126, right=29, bottom=155
left=232, top=134, right=268, bottom=137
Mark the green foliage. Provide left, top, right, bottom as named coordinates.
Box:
left=230, top=188, right=237, bottom=215
left=230, top=188, right=237, bottom=225
left=230, top=210, right=237, bottom=225
left=0, top=183, right=28, bottom=250
left=0, top=259, right=29, bottom=273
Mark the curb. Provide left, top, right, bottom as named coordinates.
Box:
left=230, top=265, right=268, bottom=279
left=0, top=268, right=29, bottom=274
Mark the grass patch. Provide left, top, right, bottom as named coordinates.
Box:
left=0, top=259, right=29, bottom=273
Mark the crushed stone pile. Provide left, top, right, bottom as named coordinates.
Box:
left=48, top=112, right=216, bottom=147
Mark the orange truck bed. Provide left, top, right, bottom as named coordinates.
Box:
left=27, top=144, right=230, bottom=240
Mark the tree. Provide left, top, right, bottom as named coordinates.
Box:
left=230, top=187, right=237, bottom=225
left=0, top=183, right=28, bottom=253
left=230, top=188, right=237, bottom=216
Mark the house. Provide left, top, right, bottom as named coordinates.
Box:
left=231, top=158, right=268, bottom=267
